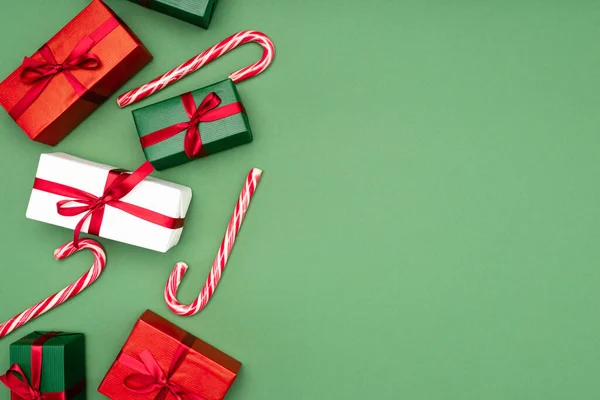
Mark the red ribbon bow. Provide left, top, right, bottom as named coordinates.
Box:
left=10, top=17, right=119, bottom=120
left=0, top=365, right=45, bottom=400
left=139, top=92, right=245, bottom=158
left=21, top=44, right=100, bottom=85
left=0, top=332, right=85, bottom=400
left=120, top=347, right=207, bottom=400
left=33, top=161, right=184, bottom=248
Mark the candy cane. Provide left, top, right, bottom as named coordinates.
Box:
left=0, top=239, right=106, bottom=339
left=165, top=168, right=262, bottom=316
left=117, top=30, right=275, bottom=108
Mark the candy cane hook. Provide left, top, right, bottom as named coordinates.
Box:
left=165, top=168, right=262, bottom=316
left=118, top=30, right=275, bottom=108
left=0, top=239, right=107, bottom=339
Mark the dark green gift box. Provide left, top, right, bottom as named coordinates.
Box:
left=132, top=78, right=252, bottom=171
left=5, top=332, right=86, bottom=399
left=129, top=0, right=218, bottom=29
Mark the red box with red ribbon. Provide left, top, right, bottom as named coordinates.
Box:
left=98, top=310, right=241, bottom=400
left=0, top=0, right=152, bottom=146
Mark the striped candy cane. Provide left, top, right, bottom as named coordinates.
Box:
left=0, top=239, right=107, bottom=339
left=117, top=30, right=275, bottom=108
left=165, top=168, right=262, bottom=316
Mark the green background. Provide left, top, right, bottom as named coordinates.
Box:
left=0, top=1, right=599, bottom=399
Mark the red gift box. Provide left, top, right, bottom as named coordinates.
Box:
left=98, top=310, right=241, bottom=400
left=0, top=0, right=152, bottom=146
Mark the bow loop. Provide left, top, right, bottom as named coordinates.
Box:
left=101, top=162, right=154, bottom=203
left=188, top=92, right=222, bottom=126
left=138, top=349, right=168, bottom=384
left=182, top=92, right=222, bottom=159
left=62, top=53, right=102, bottom=72
left=56, top=198, right=101, bottom=217
left=123, top=373, right=165, bottom=394
left=19, top=52, right=101, bottom=85
left=0, top=365, right=43, bottom=400
left=20, top=57, right=60, bottom=84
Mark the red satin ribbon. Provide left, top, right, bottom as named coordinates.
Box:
left=119, top=346, right=207, bottom=400
left=10, top=17, right=120, bottom=120
left=0, top=332, right=85, bottom=400
left=139, top=92, right=245, bottom=159
left=32, top=161, right=185, bottom=247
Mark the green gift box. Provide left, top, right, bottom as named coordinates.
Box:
left=2, top=332, right=86, bottom=400
left=132, top=78, right=252, bottom=171
left=129, top=0, right=218, bottom=29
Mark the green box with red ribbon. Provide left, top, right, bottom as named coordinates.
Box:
left=1, top=332, right=86, bottom=400
left=129, top=0, right=218, bottom=29
left=132, top=78, right=252, bottom=171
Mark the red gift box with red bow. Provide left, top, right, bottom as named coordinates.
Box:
left=0, top=0, right=152, bottom=146
left=98, top=310, right=241, bottom=400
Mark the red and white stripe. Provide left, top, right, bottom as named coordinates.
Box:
left=0, top=239, right=106, bottom=339
left=165, top=168, right=262, bottom=316
left=117, top=30, right=275, bottom=108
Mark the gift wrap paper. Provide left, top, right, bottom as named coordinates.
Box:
left=98, top=310, right=241, bottom=400
left=26, top=153, right=192, bottom=252
left=133, top=79, right=252, bottom=171
left=0, top=0, right=152, bottom=146
left=130, top=0, right=219, bottom=29
left=8, top=332, right=86, bottom=400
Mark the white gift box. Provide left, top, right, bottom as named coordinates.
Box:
left=26, top=153, right=192, bottom=252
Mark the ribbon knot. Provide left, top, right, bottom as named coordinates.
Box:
left=160, top=379, right=187, bottom=399
left=29, top=389, right=44, bottom=400
left=187, top=104, right=213, bottom=128
left=99, top=194, right=113, bottom=204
